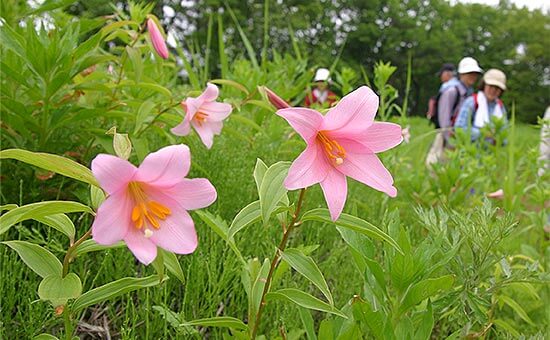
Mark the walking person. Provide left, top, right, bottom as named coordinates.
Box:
left=426, top=57, right=483, bottom=165
left=454, top=69, right=508, bottom=144
left=305, top=68, right=338, bottom=108
left=426, top=63, right=458, bottom=119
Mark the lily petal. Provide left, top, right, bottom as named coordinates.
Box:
left=149, top=206, right=198, bottom=254
left=322, top=86, right=378, bottom=133
left=336, top=140, right=397, bottom=197
left=192, top=121, right=216, bottom=149
left=356, top=122, right=403, bottom=153
left=284, top=145, right=330, bottom=190
left=91, top=191, right=132, bottom=244
left=276, top=108, right=324, bottom=142
left=200, top=101, right=232, bottom=121
left=135, top=145, right=191, bottom=186
left=170, top=118, right=191, bottom=136
left=91, top=154, right=137, bottom=195
left=124, top=228, right=158, bottom=265
left=197, top=83, right=219, bottom=103
left=156, top=178, right=217, bottom=210
left=320, top=169, right=347, bottom=221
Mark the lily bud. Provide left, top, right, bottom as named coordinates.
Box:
left=260, top=86, right=290, bottom=109
left=147, top=18, right=169, bottom=59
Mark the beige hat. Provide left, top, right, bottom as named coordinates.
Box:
left=483, top=69, right=507, bottom=91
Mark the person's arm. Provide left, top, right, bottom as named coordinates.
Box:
left=455, top=97, right=478, bottom=140
left=437, top=87, right=457, bottom=140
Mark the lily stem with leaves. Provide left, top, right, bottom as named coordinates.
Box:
left=62, top=229, right=92, bottom=277
left=251, top=188, right=307, bottom=339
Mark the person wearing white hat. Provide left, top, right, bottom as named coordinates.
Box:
left=305, top=68, right=338, bottom=107
left=454, top=68, right=508, bottom=143
left=426, top=57, right=482, bottom=165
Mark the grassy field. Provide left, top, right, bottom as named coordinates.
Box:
left=1, top=115, right=547, bottom=339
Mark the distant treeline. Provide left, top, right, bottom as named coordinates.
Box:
left=65, top=0, right=550, bottom=122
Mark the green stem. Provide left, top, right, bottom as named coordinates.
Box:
left=250, top=188, right=307, bottom=339
left=110, top=23, right=146, bottom=101
left=135, top=101, right=180, bottom=138
left=63, top=306, right=73, bottom=340
left=62, top=229, right=92, bottom=277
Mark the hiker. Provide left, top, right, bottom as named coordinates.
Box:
left=305, top=68, right=337, bottom=108
left=427, top=63, right=458, bottom=119
left=455, top=69, right=508, bottom=144
left=426, top=57, right=483, bottom=165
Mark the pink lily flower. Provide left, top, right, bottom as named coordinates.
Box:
left=277, top=86, right=402, bottom=221
left=147, top=18, right=169, bottom=59
left=171, top=83, right=232, bottom=149
left=91, top=145, right=216, bottom=264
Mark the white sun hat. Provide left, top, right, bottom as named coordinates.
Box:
left=457, top=57, right=483, bottom=74
left=483, top=69, right=507, bottom=91
left=314, top=68, right=331, bottom=82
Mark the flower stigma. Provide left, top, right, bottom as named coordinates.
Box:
left=317, top=131, right=346, bottom=165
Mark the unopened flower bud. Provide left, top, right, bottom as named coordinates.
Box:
left=261, top=86, right=290, bottom=109
left=147, top=18, right=169, bottom=59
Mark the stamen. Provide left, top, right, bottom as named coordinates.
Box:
left=128, top=182, right=171, bottom=231
left=194, top=111, right=209, bottom=126
left=316, top=131, right=346, bottom=166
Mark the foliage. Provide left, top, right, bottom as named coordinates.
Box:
left=0, top=1, right=548, bottom=340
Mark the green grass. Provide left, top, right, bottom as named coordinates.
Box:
left=0, top=116, right=547, bottom=338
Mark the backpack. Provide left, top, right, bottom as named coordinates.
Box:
left=429, top=85, right=461, bottom=129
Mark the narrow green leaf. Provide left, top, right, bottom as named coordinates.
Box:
left=298, top=307, right=317, bottom=340
left=266, top=288, right=347, bottom=318
left=2, top=241, right=62, bottom=278
left=33, top=334, right=59, bottom=340
left=160, top=249, right=185, bottom=283
left=71, top=275, right=164, bottom=312
left=258, top=162, right=290, bottom=225
left=0, top=201, right=93, bottom=235
left=253, top=158, right=268, bottom=193
left=414, top=301, right=434, bottom=340
left=301, top=209, right=403, bottom=254
left=217, top=13, right=228, bottom=78
left=126, top=46, right=143, bottom=82
left=151, top=249, right=165, bottom=282
left=244, top=99, right=276, bottom=112
left=1, top=204, right=18, bottom=211
left=26, top=0, right=77, bottom=16
left=73, top=239, right=125, bottom=257
left=34, top=214, right=76, bottom=243
left=224, top=3, right=260, bottom=70
left=0, top=149, right=99, bottom=187
left=38, top=273, right=82, bottom=307
left=134, top=100, right=156, bottom=134
left=492, top=319, right=521, bottom=338
left=399, top=275, right=455, bottom=314
left=499, top=295, right=535, bottom=326
left=90, top=185, right=106, bottom=210
left=250, top=258, right=270, bottom=321
left=210, top=79, right=249, bottom=95
left=281, top=248, right=333, bottom=305
left=181, top=316, right=248, bottom=330
left=351, top=298, right=392, bottom=340
left=229, top=200, right=260, bottom=239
